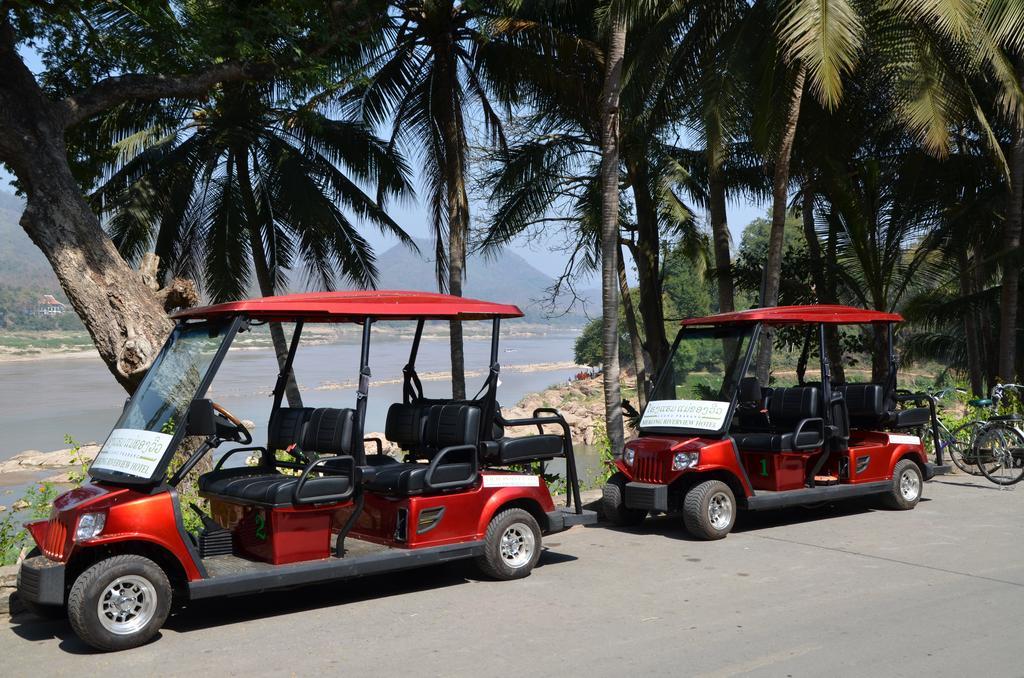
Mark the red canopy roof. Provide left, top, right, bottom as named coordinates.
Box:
left=174, top=291, right=524, bottom=322
left=680, top=304, right=903, bottom=326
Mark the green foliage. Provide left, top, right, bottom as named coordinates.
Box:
left=574, top=316, right=632, bottom=368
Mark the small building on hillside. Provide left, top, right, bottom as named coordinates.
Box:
left=30, top=294, right=67, bottom=316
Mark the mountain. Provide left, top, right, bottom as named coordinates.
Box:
left=372, top=238, right=594, bottom=324
left=0, top=192, right=595, bottom=324
left=0, top=192, right=60, bottom=290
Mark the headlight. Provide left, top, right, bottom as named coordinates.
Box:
left=672, top=451, right=699, bottom=471
left=623, top=448, right=635, bottom=466
left=75, top=512, right=106, bottom=542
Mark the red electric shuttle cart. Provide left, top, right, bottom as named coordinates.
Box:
left=16, top=291, right=595, bottom=651
left=602, top=305, right=945, bottom=539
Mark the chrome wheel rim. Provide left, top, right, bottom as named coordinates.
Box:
left=499, top=523, right=535, bottom=569
left=899, top=468, right=921, bottom=501
left=97, top=575, right=158, bottom=635
left=708, top=492, right=733, bottom=531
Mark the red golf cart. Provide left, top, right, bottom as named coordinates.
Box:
left=16, top=291, right=595, bottom=651
left=603, top=305, right=944, bottom=539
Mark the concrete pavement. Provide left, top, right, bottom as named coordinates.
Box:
left=2, top=474, right=1022, bottom=677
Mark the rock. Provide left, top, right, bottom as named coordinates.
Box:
left=363, top=433, right=402, bottom=457
left=0, top=444, right=100, bottom=474
left=0, top=505, right=5, bottom=512
left=11, top=500, right=29, bottom=512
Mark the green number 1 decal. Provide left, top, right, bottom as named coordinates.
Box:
left=759, top=458, right=769, bottom=476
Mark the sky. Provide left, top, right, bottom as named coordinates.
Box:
left=0, top=45, right=768, bottom=284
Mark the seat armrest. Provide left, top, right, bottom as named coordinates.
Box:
left=424, top=444, right=478, bottom=490
left=293, top=455, right=357, bottom=505
left=213, top=446, right=266, bottom=471
left=792, top=417, right=825, bottom=450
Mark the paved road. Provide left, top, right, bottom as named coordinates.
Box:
left=3, top=474, right=1023, bottom=677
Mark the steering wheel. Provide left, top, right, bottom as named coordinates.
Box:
left=211, top=402, right=253, bottom=445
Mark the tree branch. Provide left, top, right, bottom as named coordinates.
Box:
left=60, top=61, right=274, bottom=127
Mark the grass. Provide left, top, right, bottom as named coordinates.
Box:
left=0, top=330, right=94, bottom=352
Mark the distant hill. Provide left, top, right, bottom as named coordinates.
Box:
left=0, top=192, right=595, bottom=324
left=372, top=238, right=595, bottom=324
left=0, top=192, right=61, bottom=290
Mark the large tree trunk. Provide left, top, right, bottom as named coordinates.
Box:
left=618, top=250, right=648, bottom=409
left=237, top=152, right=303, bottom=408
left=628, top=158, right=672, bottom=398
left=957, top=250, right=985, bottom=396
left=708, top=161, right=734, bottom=315
left=755, top=66, right=805, bottom=384
left=598, top=18, right=627, bottom=455
left=800, top=186, right=844, bottom=383
left=999, top=115, right=1024, bottom=382
left=0, top=30, right=171, bottom=393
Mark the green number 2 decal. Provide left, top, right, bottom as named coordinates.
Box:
left=255, top=512, right=267, bottom=541
left=759, top=458, right=769, bottom=477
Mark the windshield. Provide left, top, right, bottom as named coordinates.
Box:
left=640, top=324, right=757, bottom=434
left=90, top=320, right=233, bottom=482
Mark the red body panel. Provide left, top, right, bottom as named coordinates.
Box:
left=174, top=290, right=523, bottom=323
left=342, top=473, right=556, bottom=548
left=207, top=499, right=340, bottom=565
left=27, top=483, right=202, bottom=580
left=620, top=430, right=927, bottom=499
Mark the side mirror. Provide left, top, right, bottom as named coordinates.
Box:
left=186, top=399, right=217, bottom=437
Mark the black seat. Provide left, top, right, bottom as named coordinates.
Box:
left=838, top=383, right=931, bottom=430
left=481, top=434, right=564, bottom=464
left=366, top=403, right=480, bottom=495
left=734, top=386, right=824, bottom=452
left=734, top=376, right=771, bottom=431
left=199, top=407, right=357, bottom=506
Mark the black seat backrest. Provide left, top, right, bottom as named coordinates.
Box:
left=302, top=408, right=355, bottom=455
left=423, top=403, right=481, bottom=451
left=767, top=386, right=820, bottom=428
left=838, top=383, right=886, bottom=426
left=267, top=407, right=315, bottom=451
left=385, top=403, right=430, bottom=450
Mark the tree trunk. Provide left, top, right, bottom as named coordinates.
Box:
left=708, top=163, right=734, bottom=314
left=618, top=250, right=648, bottom=409
left=236, top=152, right=303, bottom=408
left=437, top=40, right=469, bottom=401
left=628, top=158, right=672, bottom=398
left=598, top=18, right=627, bottom=455
left=756, top=66, right=806, bottom=384
left=800, top=186, right=845, bottom=383
left=1000, top=111, right=1024, bottom=382
left=0, top=30, right=171, bottom=393
left=957, top=250, right=985, bottom=396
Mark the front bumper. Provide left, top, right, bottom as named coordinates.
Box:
left=625, top=482, right=668, bottom=512
left=923, top=462, right=948, bottom=481
left=17, top=556, right=66, bottom=606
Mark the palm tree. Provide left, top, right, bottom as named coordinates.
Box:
left=347, top=1, right=523, bottom=399
left=94, top=82, right=414, bottom=406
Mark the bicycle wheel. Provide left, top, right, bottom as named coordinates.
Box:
left=975, top=423, right=1024, bottom=486
left=947, top=422, right=986, bottom=476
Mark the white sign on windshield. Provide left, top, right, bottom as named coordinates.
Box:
left=640, top=400, right=731, bottom=431
left=91, top=428, right=173, bottom=478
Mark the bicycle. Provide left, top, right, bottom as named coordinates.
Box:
left=917, top=387, right=985, bottom=476
left=971, top=384, right=1024, bottom=486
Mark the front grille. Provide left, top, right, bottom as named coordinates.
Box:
left=633, top=453, right=664, bottom=483
left=43, top=517, right=67, bottom=559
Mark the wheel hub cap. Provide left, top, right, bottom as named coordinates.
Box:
left=708, top=492, right=733, bottom=530
left=98, top=575, right=157, bottom=635
left=899, top=470, right=921, bottom=500
left=499, top=523, right=535, bottom=569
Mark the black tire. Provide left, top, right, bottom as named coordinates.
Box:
left=601, top=472, right=647, bottom=526
left=976, top=424, right=1024, bottom=486
left=475, top=508, right=542, bottom=581
left=881, top=459, right=924, bottom=510
left=68, top=555, right=172, bottom=652
left=683, top=480, right=736, bottom=540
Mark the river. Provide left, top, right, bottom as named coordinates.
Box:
left=0, top=332, right=584, bottom=460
